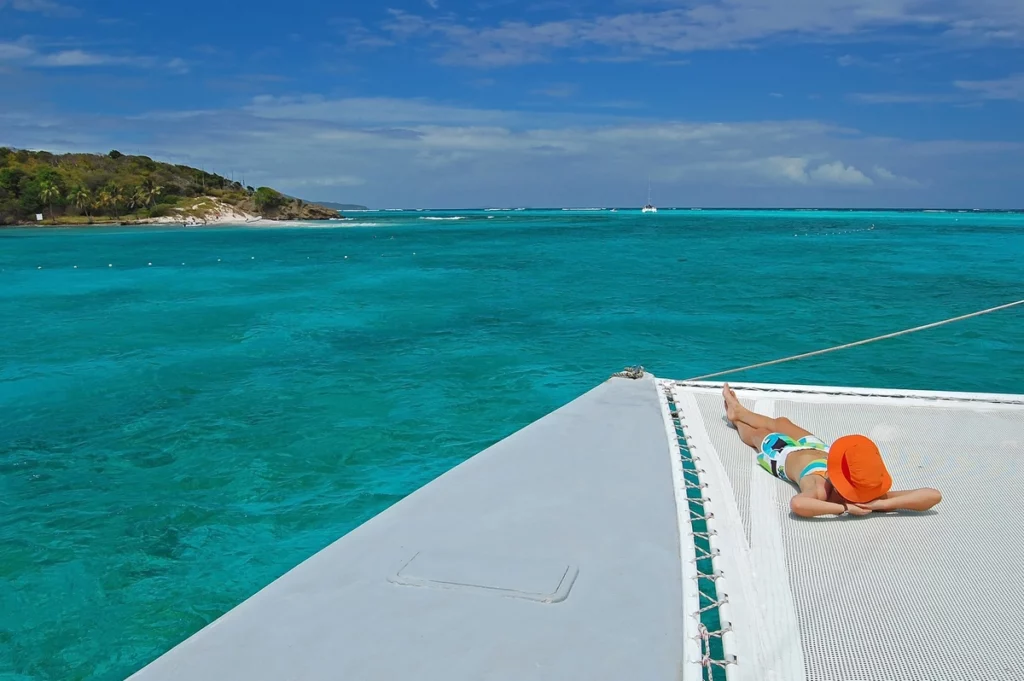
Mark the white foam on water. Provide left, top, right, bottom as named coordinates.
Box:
left=419, top=216, right=464, bottom=221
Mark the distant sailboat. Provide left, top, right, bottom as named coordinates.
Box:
left=642, top=179, right=657, bottom=213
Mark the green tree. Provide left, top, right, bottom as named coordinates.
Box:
left=71, top=186, right=92, bottom=220
left=0, top=167, right=25, bottom=197
left=39, top=181, right=61, bottom=223
left=0, top=147, right=304, bottom=224
left=141, top=177, right=162, bottom=206
left=96, top=190, right=112, bottom=218
left=253, top=187, right=283, bottom=213
left=105, top=183, right=125, bottom=219
left=127, top=186, right=145, bottom=213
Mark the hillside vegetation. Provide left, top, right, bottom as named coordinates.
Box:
left=0, top=148, right=337, bottom=225
left=315, top=201, right=369, bottom=211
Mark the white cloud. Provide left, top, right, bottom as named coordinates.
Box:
left=425, top=0, right=438, bottom=8
left=808, top=161, right=874, bottom=186
left=873, top=166, right=899, bottom=181
left=746, top=156, right=817, bottom=184
left=0, top=40, right=35, bottom=61
left=531, top=83, right=577, bottom=98
left=0, top=0, right=78, bottom=17
left=740, top=157, right=873, bottom=186
left=332, top=18, right=396, bottom=50
left=0, top=37, right=190, bottom=71
left=851, top=72, right=1024, bottom=104
left=291, top=175, right=366, bottom=187
left=167, top=57, right=189, bottom=75
left=6, top=95, right=1023, bottom=207
left=379, top=0, right=1024, bottom=67
left=943, top=0, right=1024, bottom=43
left=34, top=49, right=112, bottom=67
left=849, top=92, right=961, bottom=103
left=836, top=53, right=881, bottom=67
left=954, top=73, right=1024, bottom=100
left=873, top=165, right=923, bottom=186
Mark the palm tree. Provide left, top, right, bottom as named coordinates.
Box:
left=132, top=187, right=148, bottom=214
left=39, top=181, right=61, bottom=224
left=126, top=186, right=142, bottom=214
left=105, top=183, right=124, bottom=219
left=139, top=177, right=163, bottom=207
left=146, top=183, right=162, bottom=207
left=71, top=186, right=91, bottom=220
left=96, top=190, right=112, bottom=218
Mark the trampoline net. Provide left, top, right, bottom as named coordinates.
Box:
left=685, top=386, right=1024, bottom=681
left=695, top=393, right=757, bottom=547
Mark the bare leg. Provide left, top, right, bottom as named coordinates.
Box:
left=723, top=384, right=814, bottom=443
left=723, top=384, right=777, bottom=431
left=736, top=422, right=773, bottom=450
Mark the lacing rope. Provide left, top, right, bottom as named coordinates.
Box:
left=699, top=625, right=739, bottom=673
left=663, top=384, right=733, bottom=681
left=686, top=298, right=1024, bottom=382
left=612, top=365, right=646, bottom=379
left=671, top=381, right=1024, bottom=406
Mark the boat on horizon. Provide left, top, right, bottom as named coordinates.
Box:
left=642, top=179, right=657, bottom=213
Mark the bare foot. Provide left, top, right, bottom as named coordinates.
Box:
left=723, top=383, right=743, bottom=424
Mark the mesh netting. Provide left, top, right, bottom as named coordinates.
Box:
left=695, top=392, right=758, bottom=547
left=778, top=401, right=1024, bottom=681
left=685, top=384, right=1024, bottom=681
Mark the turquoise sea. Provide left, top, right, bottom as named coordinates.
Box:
left=2, top=209, right=1023, bottom=680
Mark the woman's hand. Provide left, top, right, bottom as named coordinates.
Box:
left=846, top=503, right=873, bottom=516
left=861, top=498, right=892, bottom=511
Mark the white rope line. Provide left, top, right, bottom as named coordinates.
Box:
left=662, top=384, right=734, bottom=680
left=669, top=382, right=1024, bottom=406
left=687, top=298, right=1024, bottom=382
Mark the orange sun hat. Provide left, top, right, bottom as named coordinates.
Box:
left=827, top=435, right=893, bottom=503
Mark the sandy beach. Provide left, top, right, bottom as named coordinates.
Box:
left=133, top=197, right=346, bottom=228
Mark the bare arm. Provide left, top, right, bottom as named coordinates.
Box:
left=864, top=488, right=942, bottom=512
left=790, top=494, right=869, bottom=518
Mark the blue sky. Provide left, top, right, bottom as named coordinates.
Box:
left=1, top=0, right=1022, bottom=208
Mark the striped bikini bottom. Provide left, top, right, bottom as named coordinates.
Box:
left=757, top=433, right=829, bottom=483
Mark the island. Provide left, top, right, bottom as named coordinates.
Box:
left=0, top=148, right=343, bottom=226
left=310, top=201, right=369, bottom=211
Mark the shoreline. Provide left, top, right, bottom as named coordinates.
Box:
left=2, top=195, right=342, bottom=229
left=0, top=217, right=357, bottom=230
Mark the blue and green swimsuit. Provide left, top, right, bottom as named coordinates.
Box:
left=757, top=433, right=829, bottom=483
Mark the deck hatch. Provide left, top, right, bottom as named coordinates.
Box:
left=389, top=552, right=579, bottom=603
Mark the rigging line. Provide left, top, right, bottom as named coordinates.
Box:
left=686, top=298, right=1024, bottom=382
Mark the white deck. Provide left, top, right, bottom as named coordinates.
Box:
left=128, top=375, right=686, bottom=681
left=127, top=375, right=1024, bottom=681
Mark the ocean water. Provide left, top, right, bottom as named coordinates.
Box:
left=2, top=209, right=1023, bottom=680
